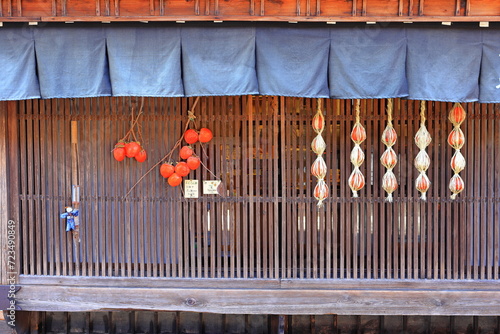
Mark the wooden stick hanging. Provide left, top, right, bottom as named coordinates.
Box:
left=448, top=102, right=466, bottom=200
left=414, top=101, right=432, bottom=200
left=381, top=99, right=398, bottom=202
left=348, top=99, right=366, bottom=197
left=311, top=98, right=328, bottom=207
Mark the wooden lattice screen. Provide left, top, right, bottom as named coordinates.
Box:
left=11, top=96, right=500, bottom=280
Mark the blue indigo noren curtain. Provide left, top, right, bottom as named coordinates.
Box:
left=34, top=24, right=111, bottom=99
left=0, top=26, right=40, bottom=100
left=329, top=26, right=408, bottom=99
left=406, top=26, right=482, bottom=102
left=0, top=23, right=499, bottom=103
left=479, top=28, right=500, bottom=103
left=106, top=24, right=184, bottom=97
left=256, top=27, right=330, bottom=98
left=181, top=26, right=258, bottom=97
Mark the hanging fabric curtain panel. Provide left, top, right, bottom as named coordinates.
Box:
left=0, top=22, right=499, bottom=102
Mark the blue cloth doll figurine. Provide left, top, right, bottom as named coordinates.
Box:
left=60, top=206, right=79, bottom=232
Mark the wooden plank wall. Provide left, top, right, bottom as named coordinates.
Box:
left=11, top=97, right=500, bottom=280
left=1, top=0, right=500, bottom=22
left=13, top=311, right=500, bottom=334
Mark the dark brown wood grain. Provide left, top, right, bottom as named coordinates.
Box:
left=7, top=96, right=500, bottom=315
left=1, top=0, right=500, bottom=21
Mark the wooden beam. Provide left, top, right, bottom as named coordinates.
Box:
left=15, top=283, right=500, bottom=315
left=2, top=14, right=499, bottom=23
left=18, top=276, right=500, bottom=291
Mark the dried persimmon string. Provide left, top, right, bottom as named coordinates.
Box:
left=348, top=99, right=366, bottom=197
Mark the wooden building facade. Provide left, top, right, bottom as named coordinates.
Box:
left=1, top=1, right=500, bottom=333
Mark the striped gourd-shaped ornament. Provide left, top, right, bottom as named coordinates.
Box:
left=414, top=101, right=432, bottom=200
left=381, top=99, right=398, bottom=202
left=311, top=99, right=328, bottom=207
left=448, top=103, right=466, bottom=200
left=348, top=99, right=366, bottom=197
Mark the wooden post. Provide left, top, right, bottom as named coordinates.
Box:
left=0, top=102, right=8, bottom=285
left=71, top=121, right=81, bottom=242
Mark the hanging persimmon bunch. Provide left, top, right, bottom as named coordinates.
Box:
left=159, top=107, right=214, bottom=187
left=348, top=99, right=366, bottom=197
left=414, top=101, right=432, bottom=200
left=381, top=99, right=398, bottom=202
left=124, top=97, right=218, bottom=198
left=311, top=98, right=328, bottom=207
left=448, top=102, right=466, bottom=200
left=112, top=100, right=147, bottom=163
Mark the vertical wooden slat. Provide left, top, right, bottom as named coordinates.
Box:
left=480, top=103, right=487, bottom=280
left=486, top=104, right=494, bottom=280
left=32, top=100, right=45, bottom=275
left=292, top=99, right=299, bottom=279
left=249, top=97, right=255, bottom=278
left=418, top=0, right=424, bottom=16
left=149, top=0, right=154, bottom=15
left=494, top=104, right=500, bottom=281
left=6, top=102, right=20, bottom=281
left=280, top=96, right=288, bottom=279
left=18, top=101, right=26, bottom=276
left=273, top=96, right=279, bottom=279
left=0, top=102, right=9, bottom=284
left=95, top=0, right=100, bottom=16
left=114, top=0, right=119, bottom=16
left=39, top=100, right=48, bottom=276
left=6, top=0, right=12, bottom=16
left=408, top=0, right=413, bottom=16
left=465, top=0, right=470, bottom=16
left=305, top=99, right=313, bottom=279
left=361, top=0, right=366, bottom=16
left=352, top=0, right=357, bottom=16
left=159, top=0, right=165, bottom=16
left=339, top=100, right=346, bottom=279
left=473, top=103, right=480, bottom=280
left=398, top=0, right=403, bottom=16
left=51, top=0, right=57, bottom=16
left=455, top=0, right=460, bottom=16
left=242, top=97, right=249, bottom=279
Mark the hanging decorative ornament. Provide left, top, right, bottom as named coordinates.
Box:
left=448, top=102, right=466, bottom=199
left=311, top=99, right=328, bottom=207
left=381, top=99, right=398, bottom=202
left=414, top=101, right=432, bottom=200
left=348, top=99, right=366, bottom=197
left=311, top=156, right=327, bottom=180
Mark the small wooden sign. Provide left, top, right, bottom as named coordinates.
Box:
left=203, top=180, right=221, bottom=194
left=184, top=180, right=199, bottom=198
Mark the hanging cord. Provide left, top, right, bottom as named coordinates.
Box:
left=420, top=100, right=426, bottom=125
left=125, top=96, right=201, bottom=198
left=355, top=99, right=361, bottom=123
left=386, top=98, right=393, bottom=124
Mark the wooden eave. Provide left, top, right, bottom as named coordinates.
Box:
left=0, top=0, right=499, bottom=23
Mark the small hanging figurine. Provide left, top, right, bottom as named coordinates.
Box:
left=381, top=98, right=398, bottom=202
left=414, top=101, right=432, bottom=200
left=60, top=206, right=79, bottom=232
left=448, top=102, right=466, bottom=200
left=348, top=99, right=367, bottom=197
left=311, top=98, right=328, bottom=207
